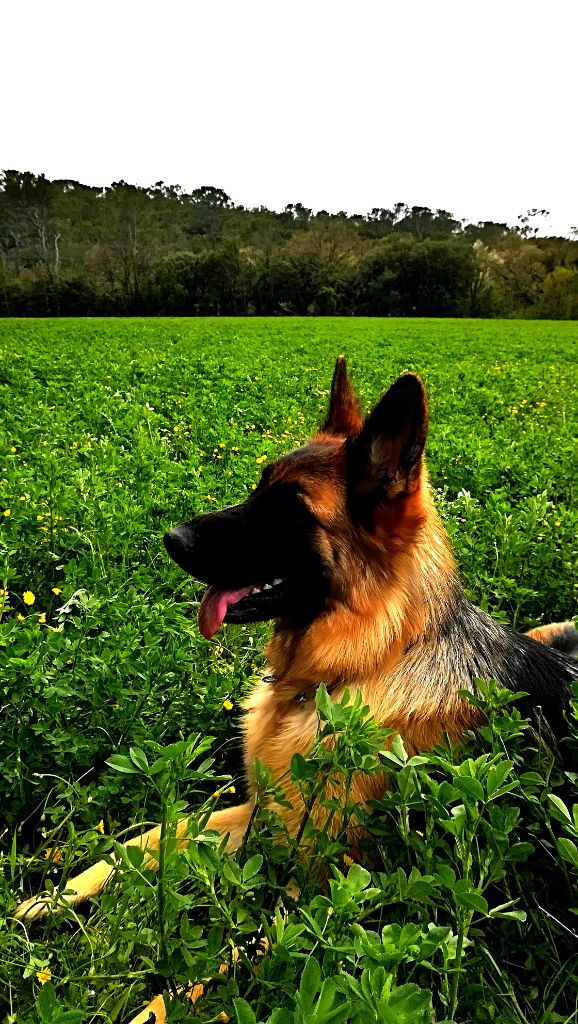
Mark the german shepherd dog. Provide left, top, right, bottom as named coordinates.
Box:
left=15, top=360, right=577, bottom=1019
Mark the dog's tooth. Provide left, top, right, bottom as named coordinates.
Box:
left=262, top=583, right=272, bottom=590
left=252, top=586, right=261, bottom=594
left=272, top=578, right=283, bottom=586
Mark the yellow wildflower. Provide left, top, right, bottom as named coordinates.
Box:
left=44, top=847, right=62, bottom=864
left=256, top=455, right=267, bottom=464
left=219, top=963, right=229, bottom=975
left=3, top=509, right=10, bottom=517
left=217, top=1014, right=231, bottom=1022
left=10, top=446, right=17, bottom=453
left=38, top=613, right=47, bottom=624
left=37, top=514, right=44, bottom=521
left=23, top=591, right=35, bottom=606
left=36, top=967, right=52, bottom=984
left=96, top=819, right=105, bottom=834
left=17, top=613, right=25, bottom=622
left=228, top=785, right=236, bottom=794
left=52, top=587, right=62, bottom=595
left=213, top=790, right=221, bottom=799
left=191, top=984, right=204, bottom=1003
left=223, top=699, right=234, bottom=711
left=343, top=854, right=355, bottom=868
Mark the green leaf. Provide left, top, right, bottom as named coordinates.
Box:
left=291, top=752, right=315, bottom=782
left=346, top=863, right=372, bottom=893
left=315, top=977, right=338, bottom=1017
left=35, top=983, right=86, bottom=1024
left=490, top=909, right=527, bottom=921
left=221, top=859, right=243, bottom=886
left=548, top=793, right=572, bottom=821
left=233, top=998, right=257, bottom=1024
left=298, top=956, right=321, bottom=1013
left=242, top=853, right=263, bottom=882
left=453, top=880, right=488, bottom=915
left=267, top=1010, right=294, bottom=1024
left=453, top=776, right=484, bottom=801
left=505, top=842, right=534, bottom=862
left=455, top=890, right=488, bottom=914
left=557, top=838, right=578, bottom=868
left=105, top=754, right=139, bottom=774
left=383, top=983, right=432, bottom=1024
left=486, top=760, right=514, bottom=797
left=315, top=683, right=335, bottom=722
left=36, top=982, right=58, bottom=1022
left=129, top=746, right=149, bottom=771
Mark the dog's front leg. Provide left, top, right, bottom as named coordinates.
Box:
left=14, top=802, right=254, bottom=924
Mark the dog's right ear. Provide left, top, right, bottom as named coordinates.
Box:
left=348, top=373, right=428, bottom=500
left=322, top=356, right=363, bottom=436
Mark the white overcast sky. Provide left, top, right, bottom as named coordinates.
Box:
left=2, top=0, right=576, bottom=236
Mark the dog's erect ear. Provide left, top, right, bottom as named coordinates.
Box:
left=349, top=373, right=428, bottom=499
left=322, top=356, right=363, bottom=436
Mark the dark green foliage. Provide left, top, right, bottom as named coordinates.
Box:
left=2, top=171, right=578, bottom=318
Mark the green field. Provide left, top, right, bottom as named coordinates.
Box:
left=1, top=318, right=577, bottom=1023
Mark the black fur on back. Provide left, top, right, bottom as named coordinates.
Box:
left=547, top=622, right=578, bottom=657
left=439, top=588, right=577, bottom=742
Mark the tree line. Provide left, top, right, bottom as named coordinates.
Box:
left=1, top=170, right=577, bottom=318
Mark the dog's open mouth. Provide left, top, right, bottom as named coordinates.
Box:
left=198, top=577, right=291, bottom=639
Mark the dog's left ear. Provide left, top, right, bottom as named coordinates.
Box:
left=322, top=356, right=363, bottom=436
left=349, top=373, right=428, bottom=499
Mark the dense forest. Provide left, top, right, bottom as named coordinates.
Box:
left=1, top=170, right=577, bottom=318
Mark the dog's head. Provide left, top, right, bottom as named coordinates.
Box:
left=164, top=358, right=428, bottom=639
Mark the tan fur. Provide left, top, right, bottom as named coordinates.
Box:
left=525, top=621, right=575, bottom=646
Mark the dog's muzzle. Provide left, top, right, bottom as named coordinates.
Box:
left=164, top=525, right=194, bottom=572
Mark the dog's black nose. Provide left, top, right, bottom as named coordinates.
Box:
left=164, top=525, right=193, bottom=570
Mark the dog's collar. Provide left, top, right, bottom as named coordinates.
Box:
left=262, top=673, right=337, bottom=704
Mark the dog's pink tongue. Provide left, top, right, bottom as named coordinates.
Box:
left=198, top=584, right=255, bottom=640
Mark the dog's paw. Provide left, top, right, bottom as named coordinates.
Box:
left=13, top=893, right=54, bottom=923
